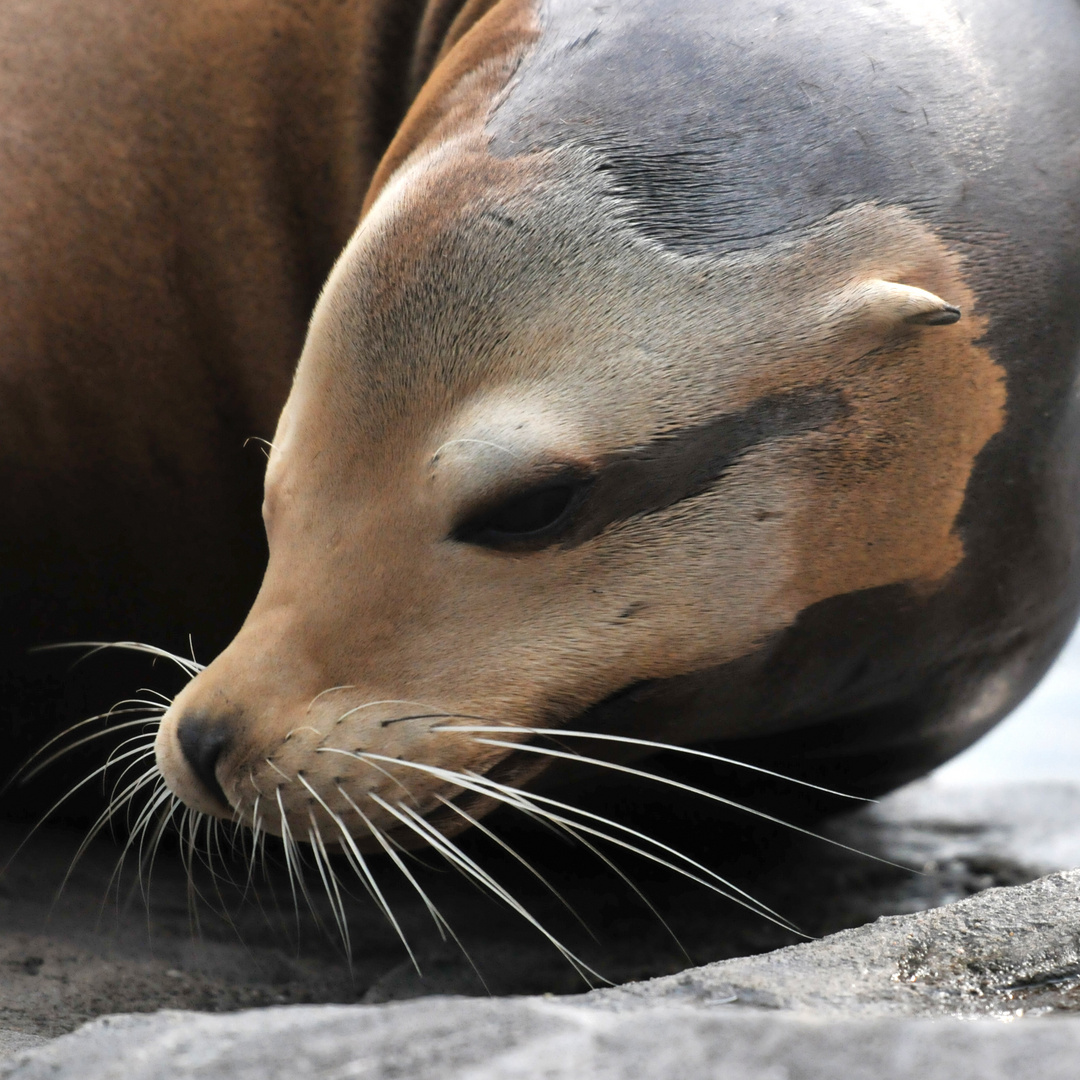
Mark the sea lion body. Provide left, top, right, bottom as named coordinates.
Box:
left=0, top=0, right=432, bottom=792
left=1, top=1, right=1079, bottom=839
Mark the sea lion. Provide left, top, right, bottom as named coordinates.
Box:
left=3, top=0, right=1080, bottom=850
left=145, top=0, right=1080, bottom=851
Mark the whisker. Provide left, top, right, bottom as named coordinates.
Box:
left=179, top=808, right=206, bottom=939
left=322, top=749, right=796, bottom=932
left=105, top=782, right=175, bottom=922
left=430, top=438, right=523, bottom=460
left=431, top=726, right=871, bottom=802
left=307, top=815, right=352, bottom=958
left=134, top=687, right=176, bottom=707
left=443, top=774, right=691, bottom=961
left=347, top=754, right=418, bottom=803
left=2, top=742, right=160, bottom=877
left=18, top=715, right=163, bottom=787
left=432, top=794, right=596, bottom=941
left=374, top=795, right=605, bottom=986
left=244, top=794, right=264, bottom=895
left=355, top=809, right=485, bottom=982
left=481, top=779, right=802, bottom=931
left=113, top=782, right=172, bottom=923
left=265, top=759, right=293, bottom=784
left=31, top=640, right=205, bottom=677
left=537, top=814, right=690, bottom=963
left=298, top=776, right=417, bottom=968
left=57, top=757, right=161, bottom=910
left=330, top=699, right=446, bottom=729
left=469, top=738, right=906, bottom=871
left=4, top=703, right=164, bottom=792
left=306, top=686, right=358, bottom=713
left=276, top=787, right=322, bottom=938
left=136, top=793, right=182, bottom=924
left=338, top=785, right=455, bottom=954
left=358, top=794, right=493, bottom=984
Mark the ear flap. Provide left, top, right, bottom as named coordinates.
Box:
left=839, top=279, right=962, bottom=329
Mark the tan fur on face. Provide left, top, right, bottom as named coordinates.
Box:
left=156, top=0, right=1005, bottom=845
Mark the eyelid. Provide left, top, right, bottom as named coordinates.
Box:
left=451, top=466, right=594, bottom=550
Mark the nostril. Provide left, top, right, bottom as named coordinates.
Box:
left=176, top=713, right=232, bottom=811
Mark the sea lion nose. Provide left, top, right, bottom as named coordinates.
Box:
left=175, top=713, right=233, bottom=811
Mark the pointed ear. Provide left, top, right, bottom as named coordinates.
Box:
left=841, top=279, right=962, bottom=329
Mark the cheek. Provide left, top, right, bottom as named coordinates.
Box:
left=569, top=453, right=807, bottom=678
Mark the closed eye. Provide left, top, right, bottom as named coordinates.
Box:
left=452, top=474, right=589, bottom=551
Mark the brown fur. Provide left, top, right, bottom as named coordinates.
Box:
left=0, top=0, right=429, bottom=668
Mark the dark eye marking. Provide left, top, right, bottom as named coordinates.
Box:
left=454, top=385, right=846, bottom=552
left=570, top=384, right=848, bottom=544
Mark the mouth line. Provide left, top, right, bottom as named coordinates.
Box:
left=565, top=679, right=656, bottom=729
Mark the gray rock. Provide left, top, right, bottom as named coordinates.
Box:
left=6, top=999, right=1080, bottom=1080
left=6, top=868, right=1080, bottom=1079
left=0, top=1035, right=44, bottom=1061
left=596, top=868, right=1080, bottom=1018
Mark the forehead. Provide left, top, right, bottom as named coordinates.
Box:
left=301, top=132, right=975, bottom=459
left=488, top=0, right=1007, bottom=256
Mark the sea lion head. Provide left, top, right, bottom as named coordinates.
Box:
left=154, top=0, right=1004, bottom=849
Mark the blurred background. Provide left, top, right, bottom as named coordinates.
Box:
left=935, top=625, right=1080, bottom=783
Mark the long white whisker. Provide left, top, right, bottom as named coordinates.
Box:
left=244, top=794, right=264, bottom=895
left=469, top=738, right=904, bottom=870
left=307, top=815, right=352, bottom=957
left=105, top=782, right=174, bottom=920
left=56, top=756, right=160, bottom=907
left=275, top=788, right=304, bottom=935
left=470, top=770, right=798, bottom=929
left=365, top=794, right=492, bottom=989
left=322, top=749, right=795, bottom=931
left=432, top=794, right=595, bottom=941
left=370, top=793, right=606, bottom=985
left=8, top=704, right=164, bottom=788
left=297, top=776, right=417, bottom=967
left=22, top=716, right=162, bottom=787
left=32, top=640, right=205, bottom=677
left=338, top=785, right=453, bottom=953
left=441, top=773, right=690, bottom=960
left=137, top=793, right=181, bottom=923
left=430, top=726, right=870, bottom=802
left=347, top=755, right=418, bottom=802
left=536, top=813, right=690, bottom=962
left=2, top=742, right=160, bottom=877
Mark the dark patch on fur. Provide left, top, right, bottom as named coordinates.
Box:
left=564, top=384, right=846, bottom=545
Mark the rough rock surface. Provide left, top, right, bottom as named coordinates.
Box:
left=7, top=1001, right=1080, bottom=1080
left=0, top=1036, right=43, bottom=1061
left=595, top=870, right=1080, bottom=1018
left=2, top=812, right=1080, bottom=1077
